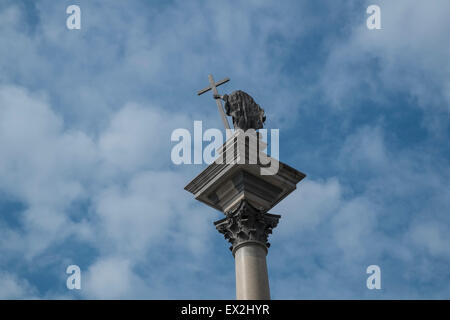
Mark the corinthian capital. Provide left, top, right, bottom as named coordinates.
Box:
left=214, top=200, right=281, bottom=254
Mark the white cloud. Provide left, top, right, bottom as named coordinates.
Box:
left=99, top=103, right=190, bottom=174
left=331, top=197, right=378, bottom=259
left=82, top=256, right=147, bottom=299
left=409, top=222, right=450, bottom=258
left=0, top=85, right=97, bottom=258
left=269, top=120, right=450, bottom=298
left=0, top=272, right=36, bottom=299
left=0, top=83, right=216, bottom=298
left=94, top=170, right=189, bottom=256
left=274, top=178, right=342, bottom=234
left=321, top=0, right=450, bottom=120
left=339, top=125, right=388, bottom=170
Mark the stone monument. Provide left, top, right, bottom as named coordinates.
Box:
left=185, top=75, right=305, bottom=300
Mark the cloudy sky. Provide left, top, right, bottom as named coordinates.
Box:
left=0, top=0, right=449, bottom=299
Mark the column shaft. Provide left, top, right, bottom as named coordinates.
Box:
left=214, top=200, right=280, bottom=300
left=234, top=242, right=270, bottom=300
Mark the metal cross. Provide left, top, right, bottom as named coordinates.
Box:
left=197, top=74, right=231, bottom=130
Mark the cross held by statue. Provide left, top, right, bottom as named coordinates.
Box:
left=197, top=74, right=231, bottom=130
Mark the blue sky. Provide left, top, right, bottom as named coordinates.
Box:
left=0, top=0, right=449, bottom=299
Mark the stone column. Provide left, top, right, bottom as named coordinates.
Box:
left=215, top=200, right=280, bottom=300
left=185, top=130, right=305, bottom=300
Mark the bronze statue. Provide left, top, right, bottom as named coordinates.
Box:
left=197, top=75, right=266, bottom=131
left=214, top=90, right=266, bottom=131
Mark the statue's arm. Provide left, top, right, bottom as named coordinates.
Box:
left=214, top=94, right=231, bottom=115
left=213, top=94, right=228, bottom=100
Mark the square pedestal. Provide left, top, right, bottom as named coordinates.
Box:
left=185, top=131, right=305, bottom=213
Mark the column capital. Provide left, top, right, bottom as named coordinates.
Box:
left=214, top=200, right=281, bottom=255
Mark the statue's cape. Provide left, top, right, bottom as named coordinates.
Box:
left=226, top=90, right=263, bottom=115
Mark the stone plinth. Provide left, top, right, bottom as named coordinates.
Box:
left=185, top=131, right=305, bottom=214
